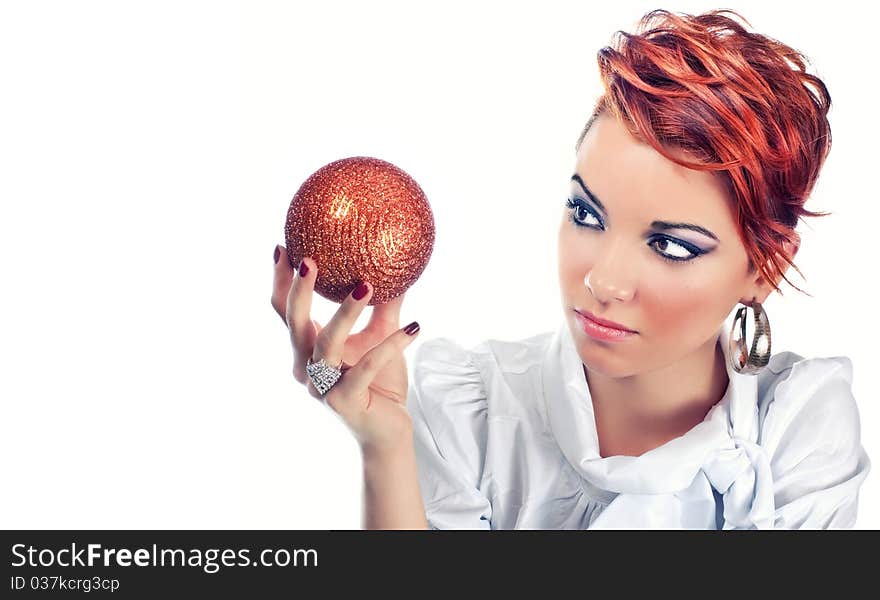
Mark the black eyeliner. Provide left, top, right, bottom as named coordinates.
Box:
left=566, top=197, right=604, bottom=227
left=650, top=234, right=705, bottom=257
left=564, top=197, right=707, bottom=263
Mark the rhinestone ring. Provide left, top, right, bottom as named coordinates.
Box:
left=305, top=356, right=343, bottom=396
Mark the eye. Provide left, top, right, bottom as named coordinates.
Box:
left=565, top=197, right=706, bottom=264
left=649, top=236, right=704, bottom=263
left=565, top=197, right=602, bottom=229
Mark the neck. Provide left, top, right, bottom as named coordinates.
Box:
left=583, top=332, right=730, bottom=447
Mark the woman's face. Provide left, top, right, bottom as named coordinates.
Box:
left=558, top=112, right=776, bottom=378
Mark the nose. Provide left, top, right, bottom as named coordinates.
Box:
left=584, top=243, right=636, bottom=304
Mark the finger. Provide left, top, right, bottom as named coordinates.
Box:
left=271, top=245, right=296, bottom=323
left=287, top=256, right=318, bottom=383
left=325, top=320, right=420, bottom=416
left=312, top=280, right=374, bottom=367
left=305, top=379, right=327, bottom=403
left=304, top=358, right=353, bottom=403
left=365, top=290, right=406, bottom=335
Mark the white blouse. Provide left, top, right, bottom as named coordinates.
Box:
left=406, top=319, right=871, bottom=529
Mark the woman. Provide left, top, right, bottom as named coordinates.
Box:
left=270, top=9, right=870, bottom=529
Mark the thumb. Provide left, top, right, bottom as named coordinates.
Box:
left=327, top=320, right=420, bottom=415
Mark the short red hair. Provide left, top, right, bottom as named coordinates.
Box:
left=576, top=9, right=832, bottom=297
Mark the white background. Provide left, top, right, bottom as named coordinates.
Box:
left=1, top=0, right=876, bottom=529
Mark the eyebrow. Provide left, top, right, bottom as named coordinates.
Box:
left=570, top=174, right=720, bottom=242
left=571, top=174, right=607, bottom=214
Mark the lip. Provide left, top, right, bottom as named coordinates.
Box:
left=574, top=308, right=638, bottom=342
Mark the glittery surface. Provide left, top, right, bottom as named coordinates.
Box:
left=284, top=156, right=435, bottom=305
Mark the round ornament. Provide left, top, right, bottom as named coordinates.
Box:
left=284, top=156, right=435, bottom=305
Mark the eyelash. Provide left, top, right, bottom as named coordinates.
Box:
left=565, top=197, right=705, bottom=264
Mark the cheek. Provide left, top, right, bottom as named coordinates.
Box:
left=558, top=225, right=741, bottom=335
left=637, top=262, right=739, bottom=339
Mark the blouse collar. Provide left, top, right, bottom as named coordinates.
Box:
left=541, top=317, right=760, bottom=496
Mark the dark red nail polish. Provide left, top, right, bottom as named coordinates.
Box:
left=273, top=246, right=281, bottom=264
left=404, top=321, right=420, bottom=335
left=352, top=281, right=369, bottom=300
left=299, top=260, right=309, bottom=277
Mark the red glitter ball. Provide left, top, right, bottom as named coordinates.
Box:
left=284, top=156, right=436, bottom=305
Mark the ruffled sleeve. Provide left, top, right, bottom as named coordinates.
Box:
left=406, top=337, right=493, bottom=530
left=759, top=355, right=871, bottom=529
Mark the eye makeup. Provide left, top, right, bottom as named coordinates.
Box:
left=569, top=173, right=720, bottom=240
left=566, top=196, right=603, bottom=227
left=564, top=197, right=711, bottom=264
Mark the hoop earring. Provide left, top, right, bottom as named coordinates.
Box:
left=728, top=299, right=771, bottom=375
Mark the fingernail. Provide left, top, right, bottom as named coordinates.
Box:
left=299, top=260, right=309, bottom=277
left=273, top=245, right=281, bottom=264
left=352, top=281, right=369, bottom=300
left=404, top=321, right=420, bottom=335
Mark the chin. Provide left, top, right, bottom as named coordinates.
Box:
left=571, top=318, right=631, bottom=377
left=577, top=347, right=628, bottom=379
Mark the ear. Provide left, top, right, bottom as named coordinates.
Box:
left=743, top=231, right=800, bottom=305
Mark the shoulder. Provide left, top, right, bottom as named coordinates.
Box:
left=410, top=331, right=553, bottom=416
left=756, top=351, right=861, bottom=455
left=406, top=332, right=553, bottom=471
left=411, top=330, right=553, bottom=395
left=406, top=337, right=491, bottom=490
left=755, top=350, right=870, bottom=527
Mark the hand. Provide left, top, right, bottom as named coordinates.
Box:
left=271, top=245, right=420, bottom=454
